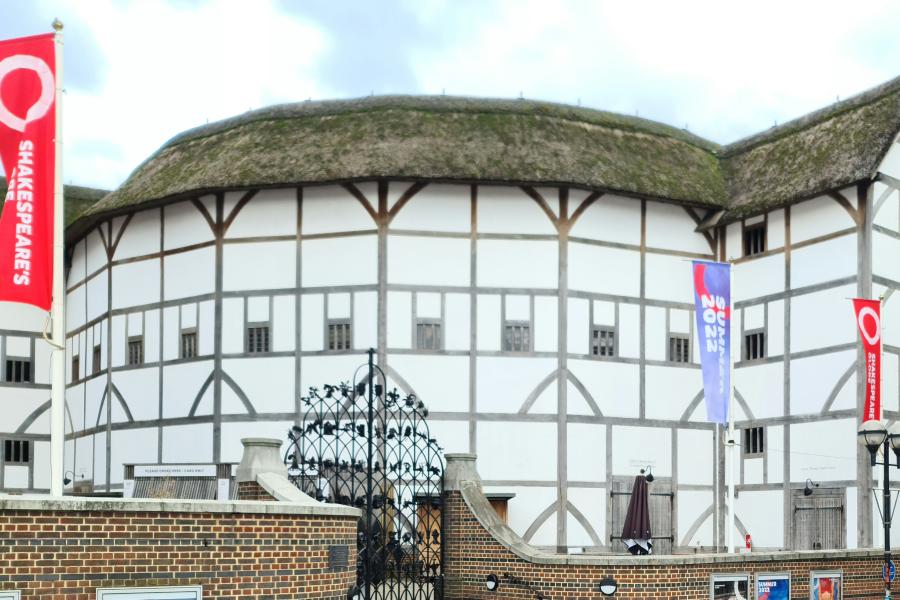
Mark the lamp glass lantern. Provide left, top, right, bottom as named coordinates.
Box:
left=598, top=576, right=618, bottom=596
left=485, top=574, right=500, bottom=592
left=858, top=420, right=888, bottom=465
left=889, top=422, right=900, bottom=467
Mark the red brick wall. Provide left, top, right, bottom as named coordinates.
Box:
left=236, top=480, right=275, bottom=501
left=444, top=490, right=886, bottom=599
left=0, top=507, right=356, bottom=599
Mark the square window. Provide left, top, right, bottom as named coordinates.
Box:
left=247, top=326, right=270, bottom=353
left=328, top=321, right=351, bottom=351
left=127, top=338, right=144, bottom=366
left=72, top=355, right=80, bottom=382
left=667, top=335, right=690, bottom=363
left=4, top=358, right=32, bottom=383
left=416, top=320, right=442, bottom=350
left=181, top=331, right=198, bottom=359
left=744, top=331, right=766, bottom=361
left=591, top=327, right=616, bottom=357
left=742, top=427, right=764, bottom=457
left=4, top=439, right=30, bottom=465
left=743, top=223, right=766, bottom=256
left=93, top=345, right=102, bottom=374
left=503, top=321, right=531, bottom=353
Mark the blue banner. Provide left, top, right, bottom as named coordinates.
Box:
left=757, top=576, right=789, bottom=600
left=692, top=261, right=731, bottom=424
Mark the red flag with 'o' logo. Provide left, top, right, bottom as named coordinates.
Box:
left=852, top=298, right=882, bottom=422
left=0, top=33, right=56, bottom=310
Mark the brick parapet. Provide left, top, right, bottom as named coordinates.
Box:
left=236, top=479, right=274, bottom=501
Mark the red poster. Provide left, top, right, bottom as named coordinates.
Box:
left=852, top=299, right=881, bottom=422
left=0, top=33, right=56, bottom=310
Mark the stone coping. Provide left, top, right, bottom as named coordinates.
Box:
left=457, top=479, right=880, bottom=567
left=0, top=493, right=360, bottom=518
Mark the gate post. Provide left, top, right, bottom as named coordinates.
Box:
left=236, top=437, right=285, bottom=500
left=443, top=453, right=480, bottom=599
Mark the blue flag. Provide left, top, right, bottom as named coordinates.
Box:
left=692, top=260, right=731, bottom=424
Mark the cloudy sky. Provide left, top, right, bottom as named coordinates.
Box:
left=2, top=0, right=900, bottom=190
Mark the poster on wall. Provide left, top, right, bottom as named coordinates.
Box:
left=757, top=573, right=790, bottom=600
left=710, top=574, right=750, bottom=600
left=810, top=571, right=841, bottom=600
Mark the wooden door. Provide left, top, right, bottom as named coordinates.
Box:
left=792, top=488, right=845, bottom=550
left=609, top=476, right=674, bottom=554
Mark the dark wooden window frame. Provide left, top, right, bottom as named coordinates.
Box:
left=591, top=325, right=616, bottom=358
left=743, top=329, right=766, bottom=362
left=92, top=344, right=102, bottom=375
left=416, top=319, right=443, bottom=351
left=327, top=319, right=352, bottom=352
left=742, top=426, right=765, bottom=458
left=127, top=336, right=144, bottom=366
left=181, top=328, right=198, bottom=359
left=503, top=320, right=532, bottom=353
left=246, top=324, right=271, bottom=354
left=667, top=334, right=691, bottom=363
left=3, top=439, right=31, bottom=465
left=4, top=357, right=32, bottom=383
left=743, top=220, right=767, bottom=257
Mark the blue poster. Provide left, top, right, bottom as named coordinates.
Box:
left=757, top=576, right=789, bottom=600
left=692, top=261, right=731, bottom=424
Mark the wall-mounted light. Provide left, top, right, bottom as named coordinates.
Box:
left=346, top=584, right=361, bottom=600
left=803, top=478, right=819, bottom=497
left=485, top=574, right=500, bottom=592
left=641, top=466, right=654, bottom=483
left=598, top=576, right=618, bottom=596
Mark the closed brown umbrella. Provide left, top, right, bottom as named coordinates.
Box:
left=621, top=474, right=652, bottom=554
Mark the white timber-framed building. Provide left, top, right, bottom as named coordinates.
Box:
left=1, top=77, right=899, bottom=554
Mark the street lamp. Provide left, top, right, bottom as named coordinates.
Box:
left=857, top=420, right=900, bottom=598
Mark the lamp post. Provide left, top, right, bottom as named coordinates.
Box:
left=857, top=420, right=900, bottom=599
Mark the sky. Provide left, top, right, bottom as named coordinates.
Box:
left=2, top=0, right=900, bottom=190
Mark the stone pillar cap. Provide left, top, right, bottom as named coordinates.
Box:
left=445, top=453, right=481, bottom=491
left=236, top=437, right=286, bottom=483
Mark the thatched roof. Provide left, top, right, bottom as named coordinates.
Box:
left=69, top=76, right=900, bottom=232
left=0, top=177, right=107, bottom=227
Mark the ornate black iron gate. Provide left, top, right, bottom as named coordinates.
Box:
left=285, top=350, right=445, bottom=600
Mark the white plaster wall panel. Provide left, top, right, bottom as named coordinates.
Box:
left=483, top=485, right=558, bottom=544
left=766, top=425, right=784, bottom=483
left=790, top=235, right=856, bottom=289
left=300, top=355, right=369, bottom=394
left=873, top=186, right=898, bottom=230
left=388, top=236, right=470, bottom=287
left=476, top=357, right=557, bottom=413
left=70, top=239, right=86, bottom=286
left=353, top=291, right=377, bottom=350
left=162, top=361, right=212, bottom=419
left=567, top=297, right=589, bottom=355
left=644, top=253, right=692, bottom=303
left=92, top=431, right=107, bottom=486
left=3, top=465, right=28, bottom=488
left=2, top=388, right=50, bottom=433
left=568, top=360, right=639, bottom=418
left=85, top=376, right=106, bottom=430
left=567, top=379, right=596, bottom=416
left=73, top=435, right=93, bottom=484
left=162, top=423, right=213, bottom=463
left=111, top=369, right=158, bottom=421
left=566, top=488, right=605, bottom=547
left=743, top=304, right=764, bottom=331
left=735, top=362, right=783, bottom=419
left=725, top=223, right=741, bottom=259
left=611, top=426, right=671, bottom=476
left=846, top=486, right=859, bottom=549
left=880, top=140, right=900, bottom=177
left=477, top=421, right=556, bottom=480
left=387, top=292, right=412, bottom=349
left=127, top=312, right=143, bottom=337
left=568, top=194, right=641, bottom=245
left=767, top=209, right=785, bottom=250
left=617, top=303, right=640, bottom=359
left=444, top=294, right=470, bottom=351
left=86, top=270, right=108, bottom=323
left=874, top=232, right=900, bottom=283
left=790, top=419, right=856, bottom=482
left=417, top=292, right=441, bottom=318
left=144, top=310, right=160, bottom=361
left=389, top=184, right=470, bottom=233
left=300, top=294, right=324, bottom=351
left=387, top=355, right=468, bottom=413
left=477, top=295, right=501, bottom=351
left=109, top=428, right=158, bottom=485
left=539, top=187, right=562, bottom=219
left=425, top=419, right=468, bottom=454
left=220, top=382, right=247, bottom=415
left=163, top=247, right=215, bottom=301
left=110, top=315, right=125, bottom=367
left=743, top=457, right=763, bottom=485
left=85, top=229, right=107, bottom=274
left=478, top=240, right=558, bottom=289
left=32, top=441, right=49, bottom=490
left=302, top=185, right=376, bottom=234
left=113, top=209, right=160, bottom=261
left=66, top=284, right=86, bottom=330
left=881, top=352, right=899, bottom=414
left=25, top=403, right=50, bottom=434
left=221, top=298, right=243, bottom=354
left=302, top=236, right=377, bottom=286
left=273, top=295, right=295, bottom=352
left=735, top=490, right=782, bottom=549
left=223, top=241, right=295, bottom=291
left=66, top=385, right=85, bottom=429
left=567, top=423, right=605, bottom=482
left=5, top=335, right=30, bottom=356
left=220, top=419, right=294, bottom=463
left=34, top=338, right=51, bottom=385
left=328, top=291, right=350, bottom=316
left=790, top=284, right=856, bottom=353
left=791, top=195, right=857, bottom=243
left=477, top=186, right=556, bottom=235
left=569, top=243, right=639, bottom=297
left=593, top=301, right=615, bottom=326
left=644, top=306, right=666, bottom=361
left=644, top=366, right=702, bottom=421
left=677, top=490, right=714, bottom=547
left=226, top=188, right=296, bottom=238
left=527, top=384, right=557, bottom=415
left=669, top=309, right=690, bottom=334
left=733, top=254, right=784, bottom=302
left=387, top=182, right=417, bottom=211
left=678, top=429, right=713, bottom=485
left=224, top=357, right=293, bottom=413
left=247, top=296, right=269, bottom=322
left=645, top=201, right=711, bottom=255
left=199, top=194, right=217, bottom=220
left=164, top=200, right=215, bottom=250
left=533, top=296, right=558, bottom=353
left=199, top=301, right=214, bottom=356
left=181, top=302, right=197, bottom=328
left=0, top=303, right=44, bottom=332
left=767, top=300, right=785, bottom=356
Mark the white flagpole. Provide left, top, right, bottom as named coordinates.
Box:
left=727, top=259, right=736, bottom=553
left=49, top=19, right=65, bottom=497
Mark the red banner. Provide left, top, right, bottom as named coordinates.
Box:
left=0, top=33, right=56, bottom=310
left=853, top=299, right=882, bottom=422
